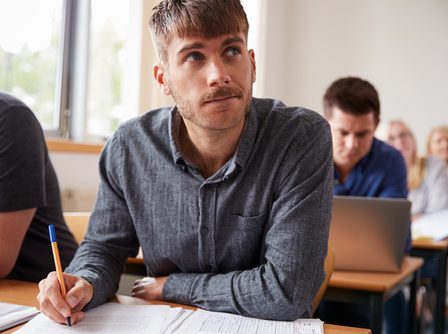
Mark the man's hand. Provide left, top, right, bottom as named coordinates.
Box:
left=131, top=276, right=168, bottom=301
left=37, top=271, right=93, bottom=325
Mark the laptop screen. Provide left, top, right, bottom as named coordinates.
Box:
left=329, top=196, right=411, bottom=272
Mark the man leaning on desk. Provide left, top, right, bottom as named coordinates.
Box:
left=37, top=0, right=333, bottom=325
left=316, top=77, right=409, bottom=333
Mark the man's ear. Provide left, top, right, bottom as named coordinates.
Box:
left=249, top=49, right=256, bottom=83
left=153, top=63, right=171, bottom=95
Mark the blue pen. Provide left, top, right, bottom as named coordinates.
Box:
left=49, top=224, right=72, bottom=327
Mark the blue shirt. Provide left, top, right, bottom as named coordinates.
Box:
left=334, top=138, right=407, bottom=198
left=334, top=137, right=410, bottom=251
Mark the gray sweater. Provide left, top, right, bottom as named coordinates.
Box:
left=409, top=155, right=448, bottom=215
left=67, top=98, right=333, bottom=320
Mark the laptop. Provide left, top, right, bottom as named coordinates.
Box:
left=329, top=196, right=411, bottom=272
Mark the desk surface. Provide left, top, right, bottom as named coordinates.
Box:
left=412, top=237, right=448, bottom=250
left=0, top=279, right=371, bottom=334
left=126, top=256, right=144, bottom=265
left=329, top=256, right=423, bottom=292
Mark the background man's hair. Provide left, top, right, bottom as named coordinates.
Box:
left=323, top=77, right=380, bottom=123
left=149, top=0, right=249, bottom=62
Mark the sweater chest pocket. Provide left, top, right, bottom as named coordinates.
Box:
left=217, top=210, right=268, bottom=269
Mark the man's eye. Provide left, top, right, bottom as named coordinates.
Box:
left=225, top=47, right=241, bottom=57
left=356, top=132, right=369, bottom=138
left=185, top=52, right=203, bottom=62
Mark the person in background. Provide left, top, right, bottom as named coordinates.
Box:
left=0, top=91, right=78, bottom=282
left=37, top=0, right=333, bottom=325
left=323, top=77, right=407, bottom=199
left=427, top=125, right=448, bottom=165
left=386, top=120, right=448, bottom=219
left=317, top=77, right=409, bottom=334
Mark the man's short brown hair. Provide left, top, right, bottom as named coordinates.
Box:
left=323, top=77, right=380, bottom=123
left=149, top=0, right=249, bottom=62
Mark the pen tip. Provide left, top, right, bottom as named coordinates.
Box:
left=67, top=316, right=72, bottom=327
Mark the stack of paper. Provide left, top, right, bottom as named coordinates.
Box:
left=173, top=309, right=324, bottom=334
left=15, top=303, right=170, bottom=334
left=412, top=209, right=448, bottom=240
left=0, top=301, right=39, bottom=331
left=15, top=302, right=324, bottom=334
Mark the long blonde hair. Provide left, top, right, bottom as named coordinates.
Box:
left=409, top=156, right=427, bottom=190
left=386, top=120, right=426, bottom=190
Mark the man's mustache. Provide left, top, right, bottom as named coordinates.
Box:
left=199, top=86, right=243, bottom=104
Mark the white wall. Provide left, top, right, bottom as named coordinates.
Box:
left=50, top=151, right=100, bottom=211
left=259, top=0, right=448, bottom=153
left=50, top=152, right=100, bottom=188
left=50, top=0, right=448, bottom=195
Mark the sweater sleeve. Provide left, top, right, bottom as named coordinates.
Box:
left=65, top=131, right=139, bottom=309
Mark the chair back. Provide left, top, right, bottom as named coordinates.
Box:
left=63, top=212, right=90, bottom=244
left=311, top=244, right=335, bottom=315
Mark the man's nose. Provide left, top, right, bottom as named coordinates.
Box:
left=206, top=58, right=231, bottom=87
left=345, top=135, right=359, bottom=150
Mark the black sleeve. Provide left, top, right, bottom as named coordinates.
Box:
left=0, top=103, right=47, bottom=211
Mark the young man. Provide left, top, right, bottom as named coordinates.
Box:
left=324, top=77, right=407, bottom=198
left=319, top=77, right=409, bottom=333
left=0, top=91, right=78, bottom=282
left=37, top=0, right=333, bottom=324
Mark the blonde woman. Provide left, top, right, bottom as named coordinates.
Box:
left=427, top=126, right=448, bottom=164
left=386, top=120, right=448, bottom=219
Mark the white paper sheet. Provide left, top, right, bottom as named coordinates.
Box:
left=412, top=209, right=448, bottom=240
left=0, top=302, right=39, bottom=331
left=15, top=302, right=170, bottom=334
left=172, top=309, right=324, bottom=334
left=13, top=301, right=324, bottom=334
left=162, top=308, right=194, bottom=333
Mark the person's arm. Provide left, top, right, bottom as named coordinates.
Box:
left=0, top=208, right=36, bottom=277
left=63, top=132, right=139, bottom=308
left=38, top=146, right=127, bottom=324
left=160, top=117, right=334, bottom=320
left=377, top=150, right=408, bottom=199
left=38, top=130, right=140, bottom=324
left=424, top=157, right=448, bottom=213
left=0, top=100, right=48, bottom=276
